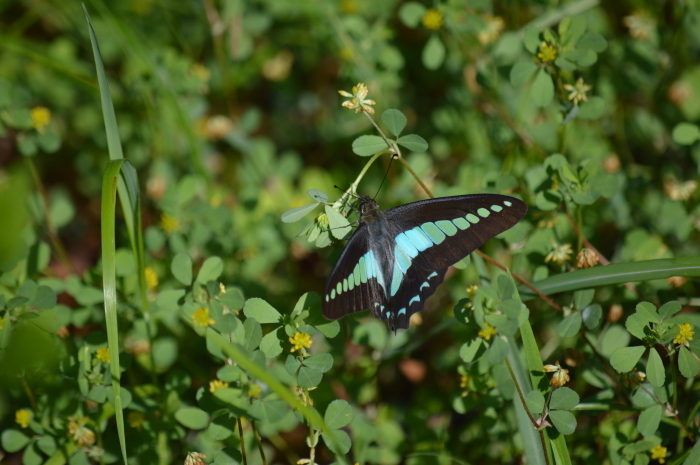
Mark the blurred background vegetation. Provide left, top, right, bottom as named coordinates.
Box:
left=2, top=0, right=700, bottom=464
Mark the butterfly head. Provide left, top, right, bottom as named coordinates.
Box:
left=358, top=197, right=381, bottom=224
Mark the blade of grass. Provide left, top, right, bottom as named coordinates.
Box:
left=101, top=159, right=128, bottom=463
left=519, top=257, right=700, bottom=300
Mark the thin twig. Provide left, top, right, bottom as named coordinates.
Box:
left=251, top=420, right=267, bottom=465
left=238, top=417, right=247, bottom=465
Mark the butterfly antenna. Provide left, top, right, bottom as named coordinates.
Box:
left=373, top=154, right=397, bottom=200
left=334, top=185, right=361, bottom=200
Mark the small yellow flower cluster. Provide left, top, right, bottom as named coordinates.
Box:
left=649, top=444, right=667, bottom=464
left=128, top=411, right=146, bottom=429
left=192, top=307, right=215, bottom=328
left=338, top=83, right=376, bottom=114
left=68, top=415, right=96, bottom=447
left=563, top=78, right=592, bottom=105
left=159, top=213, right=180, bottom=234
left=144, top=267, right=159, bottom=290
left=421, top=9, right=443, bottom=30
left=248, top=383, right=262, bottom=399
left=576, top=248, right=599, bottom=269
left=16, top=409, right=31, bottom=428
left=31, top=106, right=51, bottom=132
left=290, top=331, right=313, bottom=353
left=316, top=213, right=329, bottom=229
left=543, top=361, right=570, bottom=387
left=185, top=452, right=207, bottom=465
left=545, top=242, right=572, bottom=265
left=209, top=379, right=229, bottom=393
left=96, top=347, right=110, bottom=363
left=674, top=323, right=694, bottom=346
left=537, top=42, right=557, bottom=62
left=478, top=15, right=504, bottom=45
left=478, top=322, right=497, bottom=341
left=664, top=178, right=697, bottom=201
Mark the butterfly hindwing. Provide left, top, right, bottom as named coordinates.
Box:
left=322, top=224, right=388, bottom=321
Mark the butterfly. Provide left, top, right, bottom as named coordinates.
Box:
left=322, top=194, right=527, bottom=331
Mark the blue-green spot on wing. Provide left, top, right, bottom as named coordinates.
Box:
left=322, top=194, right=527, bottom=331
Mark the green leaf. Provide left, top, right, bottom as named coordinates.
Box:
left=487, top=336, right=509, bottom=364
left=398, top=1, right=426, bottom=27
left=322, top=428, right=352, bottom=455
left=582, top=304, right=602, bottom=330
left=525, top=390, right=545, bottom=415
left=646, top=348, right=666, bottom=387
left=260, top=328, right=283, bottom=358
left=243, top=318, right=263, bottom=351
left=422, top=34, right=445, bottom=70
left=248, top=399, right=288, bottom=423
left=171, top=252, right=193, bottom=285
left=659, top=301, right=682, bottom=319
left=637, top=405, right=663, bottom=437
left=1, top=429, right=30, bottom=453
left=535, top=189, right=563, bottom=210
left=531, top=69, right=554, bottom=107
left=219, top=287, right=245, bottom=311
left=523, top=28, right=540, bottom=53
left=573, top=289, right=594, bottom=310
left=325, top=205, right=351, bottom=239
left=578, top=96, right=606, bottom=119
left=324, top=399, right=353, bottom=429
left=174, top=407, right=210, bottom=430
left=381, top=109, right=407, bottom=136
left=459, top=338, right=484, bottom=363
left=352, top=135, right=389, bottom=157
left=550, top=387, right=580, bottom=410
left=557, top=313, right=582, bottom=338
left=549, top=410, right=577, bottom=435
left=610, top=346, right=646, bottom=372
left=307, top=189, right=328, bottom=203
left=213, top=388, right=248, bottom=412
left=510, top=61, right=538, bottom=87
left=217, top=364, right=244, bottom=382
left=196, top=256, right=223, bottom=283
left=576, top=32, right=607, bottom=52
left=636, top=302, right=661, bottom=324
left=297, top=366, right=323, bottom=388
left=678, top=346, right=700, bottom=378
left=397, top=134, right=428, bottom=152
left=285, top=354, right=301, bottom=375
left=672, top=123, right=700, bottom=145
left=243, top=298, right=282, bottom=324
left=303, top=353, right=333, bottom=373
left=25, top=309, right=61, bottom=333
left=281, top=203, right=320, bottom=223
left=626, top=313, right=651, bottom=340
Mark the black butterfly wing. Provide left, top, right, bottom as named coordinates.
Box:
left=322, top=224, right=389, bottom=321
left=382, top=194, right=527, bottom=329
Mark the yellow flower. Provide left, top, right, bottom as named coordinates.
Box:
left=68, top=416, right=96, bottom=447
left=576, top=248, right=599, bottom=269
left=159, top=213, right=180, bottom=234
left=290, top=332, right=313, bottom=352
left=144, top=267, right=158, bottom=290
left=316, top=213, right=329, bottom=229
left=650, top=444, right=667, bottom=464
left=338, top=83, right=376, bottom=114
left=421, top=9, right=443, bottom=30
left=192, top=307, right=215, bottom=328
left=563, top=77, right=592, bottom=105
left=248, top=383, right=262, bottom=398
left=209, top=379, right=229, bottom=393
left=537, top=42, right=557, bottom=62
left=545, top=242, right=573, bottom=265
left=478, top=15, right=505, bottom=45
left=96, top=347, right=110, bottom=363
left=128, top=411, right=146, bottom=430
left=543, top=361, right=570, bottom=387
left=15, top=409, right=31, bottom=428
left=31, top=106, right=51, bottom=132
left=466, top=285, right=479, bottom=299
left=664, top=178, right=697, bottom=201
left=674, top=323, right=694, bottom=346
left=0, top=316, right=6, bottom=330
left=478, top=322, right=497, bottom=341
left=185, top=452, right=207, bottom=465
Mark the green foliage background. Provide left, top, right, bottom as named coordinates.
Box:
left=1, top=0, right=700, bottom=464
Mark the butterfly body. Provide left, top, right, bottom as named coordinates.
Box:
left=323, top=194, right=527, bottom=331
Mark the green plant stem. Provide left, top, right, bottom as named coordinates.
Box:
left=251, top=420, right=267, bottom=465
left=24, top=156, right=74, bottom=274
left=505, top=357, right=539, bottom=427
left=238, top=417, right=248, bottom=465
left=21, top=376, right=38, bottom=412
